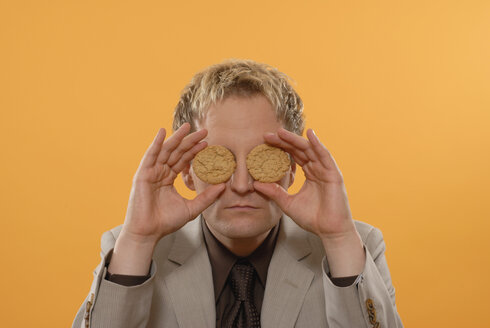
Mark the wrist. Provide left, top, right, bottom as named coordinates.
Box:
left=321, top=230, right=365, bottom=278
left=320, top=229, right=360, bottom=248
left=107, top=232, right=157, bottom=276
left=119, top=229, right=159, bottom=247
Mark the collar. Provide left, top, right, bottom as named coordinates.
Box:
left=201, top=215, right=280, bottom=302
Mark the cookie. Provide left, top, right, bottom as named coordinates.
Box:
left=192, top=145, right=236, bottom=184
left=246, top=144, right=291, bottom=182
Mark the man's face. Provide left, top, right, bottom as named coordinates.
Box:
left=184, top=94, right=295, bottom=243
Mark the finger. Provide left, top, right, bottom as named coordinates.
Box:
left=276, top=128, right=319, bottom=162
left=263, top=133, right=308, bottom=166
left=171, top=141, right=208, bottom=174
left=306, top=129, right=340, bottom=171
left=156, top=123, right=192, bottom=164
left=253, top=181, right=292, bottom=213
left=185, top=183, right=226, bottom=219
left=140, top=128, right=167, bottom=169
left=166, top=129, right=208, bottom=167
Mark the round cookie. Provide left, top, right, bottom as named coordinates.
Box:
left=246, top=144, right=291, bottom=183
left=192, top=145, right=236, bottom=184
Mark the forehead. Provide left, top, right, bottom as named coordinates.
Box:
left=196, top=95, right=284, bottom=150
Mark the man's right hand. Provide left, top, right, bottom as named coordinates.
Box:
left=107, top=123, right=225, bottom=276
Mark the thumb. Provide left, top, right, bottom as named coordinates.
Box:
left=186, top=183, right=225, bottom=219
left=253, top=181, right=291, bottom=212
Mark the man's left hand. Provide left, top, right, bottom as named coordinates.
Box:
left=253, top=128, right=366, bottom=277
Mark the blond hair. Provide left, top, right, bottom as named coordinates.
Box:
left=172, top=59, right=305, bottom=135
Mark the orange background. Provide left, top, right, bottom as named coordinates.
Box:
left=1, top=0, right=489, bottom=327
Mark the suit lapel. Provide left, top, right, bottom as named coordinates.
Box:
left=162, top=215, right=314, bottom=328
left=164, top=216, right=216, bottom=328
left=261, top=215, right=315, bottom=328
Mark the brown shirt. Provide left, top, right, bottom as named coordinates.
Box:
left=201, top=218, right=279, bottom=327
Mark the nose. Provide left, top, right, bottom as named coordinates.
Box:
left=229, top=156, right=254, bottom=194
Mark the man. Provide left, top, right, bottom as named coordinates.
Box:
left=73, top=59, right=403, bottom=327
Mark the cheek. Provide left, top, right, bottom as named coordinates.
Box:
left=196, top=181, right=211, bottom=194
left=190, top=171, right=209, bottom=193
left=190, top=172, right=227, bottom=208
left=278, top=168, right=292, bottom=189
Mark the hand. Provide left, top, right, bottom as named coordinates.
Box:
left=253, top=128, right=356, bottom=239
left=121, top=122, right=225, bottom=246
left=253, top=128, right=365, bottom=276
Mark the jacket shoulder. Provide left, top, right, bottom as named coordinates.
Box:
left=304, top=219, right=385, bottom=258
left=354, top=219, right=386, bottom=258
left=98, top=218, right=199, bottom=261
left=99, top=225, right=123, bottom=256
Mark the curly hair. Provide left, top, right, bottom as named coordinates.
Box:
left=172, top=59, right=305, bottom=135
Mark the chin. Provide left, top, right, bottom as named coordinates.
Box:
left=206, top=210, right=276, bottom=239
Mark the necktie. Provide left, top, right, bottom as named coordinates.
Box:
left=224, top=260, right=261, bottom=328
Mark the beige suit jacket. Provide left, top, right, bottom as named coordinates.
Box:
left=73, top=215, right=403, bottom=327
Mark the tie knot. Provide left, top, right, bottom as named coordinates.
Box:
left=230, top=260, right=256, bottom=302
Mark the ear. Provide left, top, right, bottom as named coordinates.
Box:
left=182, top=163, right=196, bottom=191
left=287, top=161, right=296, bottom=188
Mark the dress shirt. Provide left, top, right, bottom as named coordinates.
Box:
left=202, top=218, right=279, bottom=327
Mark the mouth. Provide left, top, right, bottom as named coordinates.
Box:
left=226, top=205, right=259, bottom=210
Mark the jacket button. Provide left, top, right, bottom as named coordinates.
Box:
left=84, top=293, right=95, bottom=327
left=365, top=298, right=380, bottom=327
